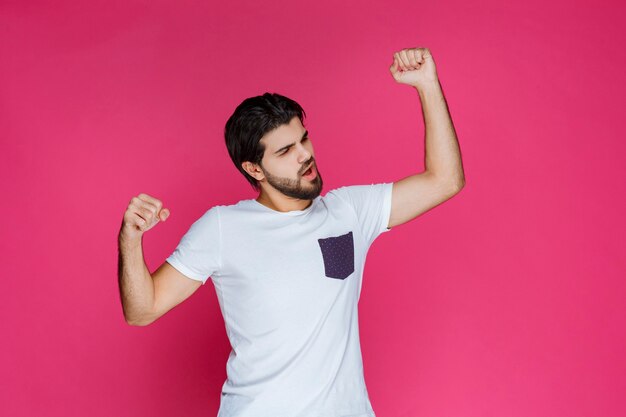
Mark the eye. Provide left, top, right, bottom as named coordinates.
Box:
left=279, top=136, right=309, bottom=156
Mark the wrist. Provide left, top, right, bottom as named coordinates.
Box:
left=414, top=79, right=440, bottom=92
left=415, top=79, right=441, bottom=99
left=118, top=229, right=142, bottom=251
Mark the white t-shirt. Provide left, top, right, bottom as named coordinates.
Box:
left=166, top=182, right=394, bottom=417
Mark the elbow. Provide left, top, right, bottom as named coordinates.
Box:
left=124, top=312, right=142, bottom=326
left=451, top=170, right=465, bottom=192
left=429, top=170, right=465, bottom=195
left=453, top=176, right=465, bottom=193
left=441, top=175, right=465, bottom=196
left=126, top=318, right=147, bottom=326
left=126, top=317, right=154, bottom=327
left=124, top=311, right=156, bottom=327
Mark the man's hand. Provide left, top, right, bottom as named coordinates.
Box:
left=389, top=47, right=438, bottom=89
left=119, top=193, right=170, bottom=244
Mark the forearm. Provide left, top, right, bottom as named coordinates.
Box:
left=117, top=236, right=155, bottom=325
left=416, top=80, right=465, bottom=186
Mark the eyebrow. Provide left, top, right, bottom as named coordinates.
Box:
left=273, top=130, right=308, bottom=155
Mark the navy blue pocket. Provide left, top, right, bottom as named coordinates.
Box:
left=317, top=231, right=355, bottom=280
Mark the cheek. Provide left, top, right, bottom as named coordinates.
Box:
left=269, top=159, right=298, bottom=177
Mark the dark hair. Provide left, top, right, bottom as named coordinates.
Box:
left=224, top=92, right=307, bottom=191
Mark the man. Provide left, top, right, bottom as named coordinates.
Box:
left=118, top=47, right=465, bottom=417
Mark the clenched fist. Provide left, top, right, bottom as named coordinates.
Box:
left=119, top=193, right=170, bottom=244
left=389, top=47, right=438, bottom=89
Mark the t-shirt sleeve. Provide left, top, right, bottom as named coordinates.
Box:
left=329, top=182, right=394, bottom=247
left=165, top=206, right=221, bottom=285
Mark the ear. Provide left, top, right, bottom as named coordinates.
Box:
left=242, top=161, right=264, bottom=181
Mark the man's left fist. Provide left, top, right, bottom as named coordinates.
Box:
left=389, top=47, right=438, bottom=89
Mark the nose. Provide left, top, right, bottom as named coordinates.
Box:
left=296, top=142, right=312, bottom=164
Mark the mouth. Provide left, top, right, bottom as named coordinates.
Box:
left=302, top=163, right=317, bottom=180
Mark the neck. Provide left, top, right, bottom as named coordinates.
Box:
left=256, top=189, right=313, bottom=213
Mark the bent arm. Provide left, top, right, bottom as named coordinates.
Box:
left=389, top=79, right=466, bottom=228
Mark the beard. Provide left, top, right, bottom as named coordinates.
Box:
left=259, top=160, right=324, bottom=200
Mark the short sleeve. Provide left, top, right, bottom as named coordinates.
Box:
left=329, top=182, right=394, bottom=247
left=165, top=206, right=221, bottom=285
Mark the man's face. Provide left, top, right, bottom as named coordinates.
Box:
left=256, top=116, right=323, bottom=200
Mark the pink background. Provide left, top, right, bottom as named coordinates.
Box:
left=1, top=1, right=624, bottom=416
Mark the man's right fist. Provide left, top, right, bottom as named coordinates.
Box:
left=119, top=193, right=170, bottom=242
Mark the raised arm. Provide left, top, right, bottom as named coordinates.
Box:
left=118, top=193, right=201, bottom=326
left=387, top=47, right=465, bottom=229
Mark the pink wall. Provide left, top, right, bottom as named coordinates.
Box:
left=1, top=1, right=624, bottom=416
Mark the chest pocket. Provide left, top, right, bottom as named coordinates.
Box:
left=317, top=231, right=355, bottom=280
